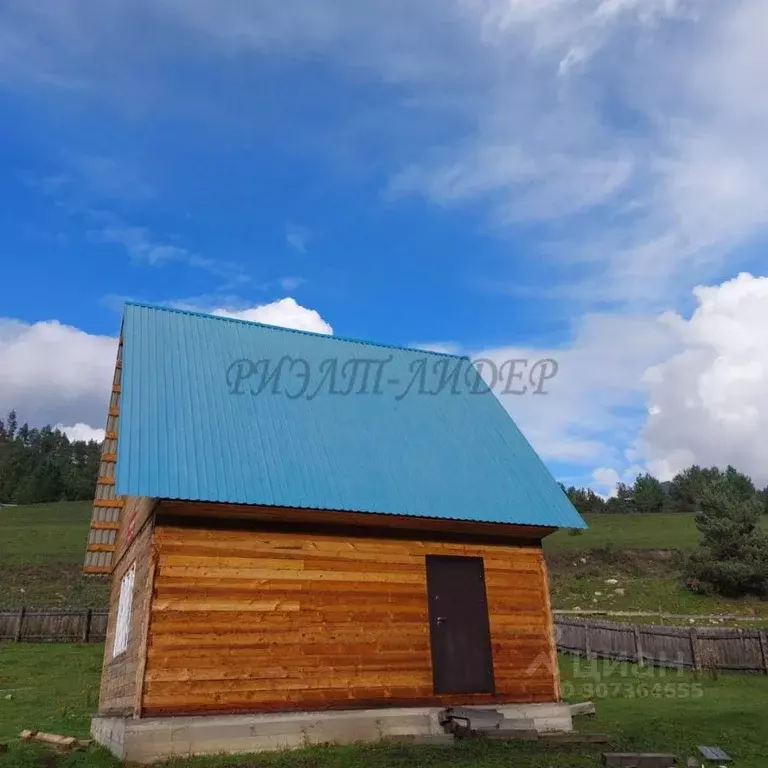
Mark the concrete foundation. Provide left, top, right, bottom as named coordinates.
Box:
left=92, top=703, right=572, bottom=763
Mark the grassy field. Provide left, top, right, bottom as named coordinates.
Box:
left=0, top=502, right=93, bottom=566
left=545, top=512, right=768, bottom=552
left=1, top=644, right=767, bottom=767
left=546, top=546, right=768, bottom=624
left=0, top=502, right=108, bottom=608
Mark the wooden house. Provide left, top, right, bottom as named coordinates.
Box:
left=85, top=302, right=586, bottom=761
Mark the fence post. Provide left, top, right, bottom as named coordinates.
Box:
left=757, top=631, right=768, bottom=675
left=633, top=625, right=644, bottom=667
left=81, top=608, right=92, bottom=644
left=689, top=627, right=701, bottom=671
left=584, top=621, right=592, bottom=658
left=14, top=607, right=25, bottom=642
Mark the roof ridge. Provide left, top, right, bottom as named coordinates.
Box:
left=123, top=300, right=471, bottom=360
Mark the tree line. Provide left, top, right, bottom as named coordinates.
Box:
left=561, top=465, right=768, bottom=516
left=562, top=466, right=768, bottom=599
left=0, top=411, right=102, bottom=505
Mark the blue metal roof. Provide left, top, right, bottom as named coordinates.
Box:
left=116, top=302, right=586, bottom=529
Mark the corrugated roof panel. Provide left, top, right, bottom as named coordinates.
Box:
left=116, top=302, right=586, bottom=530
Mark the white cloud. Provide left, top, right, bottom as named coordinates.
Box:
left=592, top=467, right=620, bottom=496
left=285, top=224, right=310, bottom=254
left=85, top=211, right=248, bottom=286
left=2, top=2, right=765, bottom=305
left=639, top=273, right=768, bottom=485
left=472, top=311, right=677, bottom=467
left=279, top=277, right=305, bottom=291
left=211, top=298, right=333, bottom=335
left=468, top=272, right=768, bottom=490
left=56, top=422, right=106, bottom=443
left=0, top=299, right=332, bottom=434
left=0, top=318, right=116, bottom=428
left=411, top=341, right=462, bottom=355
left=91, top=222, right=187, bottom=265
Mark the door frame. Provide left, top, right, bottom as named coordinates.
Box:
left=425, top=554, right=496, bottom=696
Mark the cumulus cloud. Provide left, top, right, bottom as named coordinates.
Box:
left=0, top=318, right=116, bottom=428
left=639, top=273, right=768, bottom=485
left=591, top=467, right=621, bottom=496
left=0, top=299, right=333, bottom=434
left=469, top=272, right=768, bottom=489
left=471, top=312, right=677, bottom=467
left=210, top=298, right=333, bottom=335
left=55, top=423, right=106, bottom=443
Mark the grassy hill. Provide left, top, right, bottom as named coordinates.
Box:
left=1, top=502, right=768, bottom=619
left=0, top=502, right=108, bottom=608
left=544, top=512, right=736, bottom=552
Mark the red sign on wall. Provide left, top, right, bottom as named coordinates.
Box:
left=125, top=509, right=138, bottom=546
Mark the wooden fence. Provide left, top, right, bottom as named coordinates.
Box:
left=556, top=616, right=768, bottom=673
left=2, top=609, right=768, bottom=674
left=0, top=608, right=108, bottom=643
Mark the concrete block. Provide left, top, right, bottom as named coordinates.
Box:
left=92, top=700, right=571, bottom=763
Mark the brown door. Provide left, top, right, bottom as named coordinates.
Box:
left=425, top=555, right=495, bottom=695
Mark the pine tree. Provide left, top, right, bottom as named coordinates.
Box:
left=686, top=478, right=768, bottom=597
left=669, top=465, right=720, bottom=514
left=633, top=473, right=667, bottom=514
left=722, top=465, right=755, bottom=503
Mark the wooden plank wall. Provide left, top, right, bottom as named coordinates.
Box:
left=99, top=517, right=155, bottom=716
left=114, top=497, right=157, bottom=563
left=142, top=522, right=557, bottom=716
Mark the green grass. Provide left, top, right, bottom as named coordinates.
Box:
left=1, top=645, right=767, bottom=767
left=0, top=502, right=108, bottom=608
left=547, top=548, right=768, bottom=624
left=0, top=644, right=102, bottom=741
left=546, top=512, right=768, bottom=552
left=0, top=503, right=93, bottom=566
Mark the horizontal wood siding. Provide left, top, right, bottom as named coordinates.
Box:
left=142, top=521, right=557, bottom=716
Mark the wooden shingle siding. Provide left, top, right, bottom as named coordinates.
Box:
left=84, top=336, right=124, bottom=574
left=141, top=522, right=557, bottom=716
left=99, top=518, right=155, bottom=715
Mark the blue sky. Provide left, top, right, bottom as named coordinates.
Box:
left=2, top=1, right=768, bottom=492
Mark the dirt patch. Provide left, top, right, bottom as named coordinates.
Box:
left=545, top=547, right=683, bottom=579
left=0, top=564, right=108, bottom=609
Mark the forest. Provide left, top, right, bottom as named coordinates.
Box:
left=563, top=465, right=768, bottom=515
left=0, top=410, right=102, bottom=505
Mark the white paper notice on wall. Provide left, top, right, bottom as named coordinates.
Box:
left=113, top=562, right=136, bottom=658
